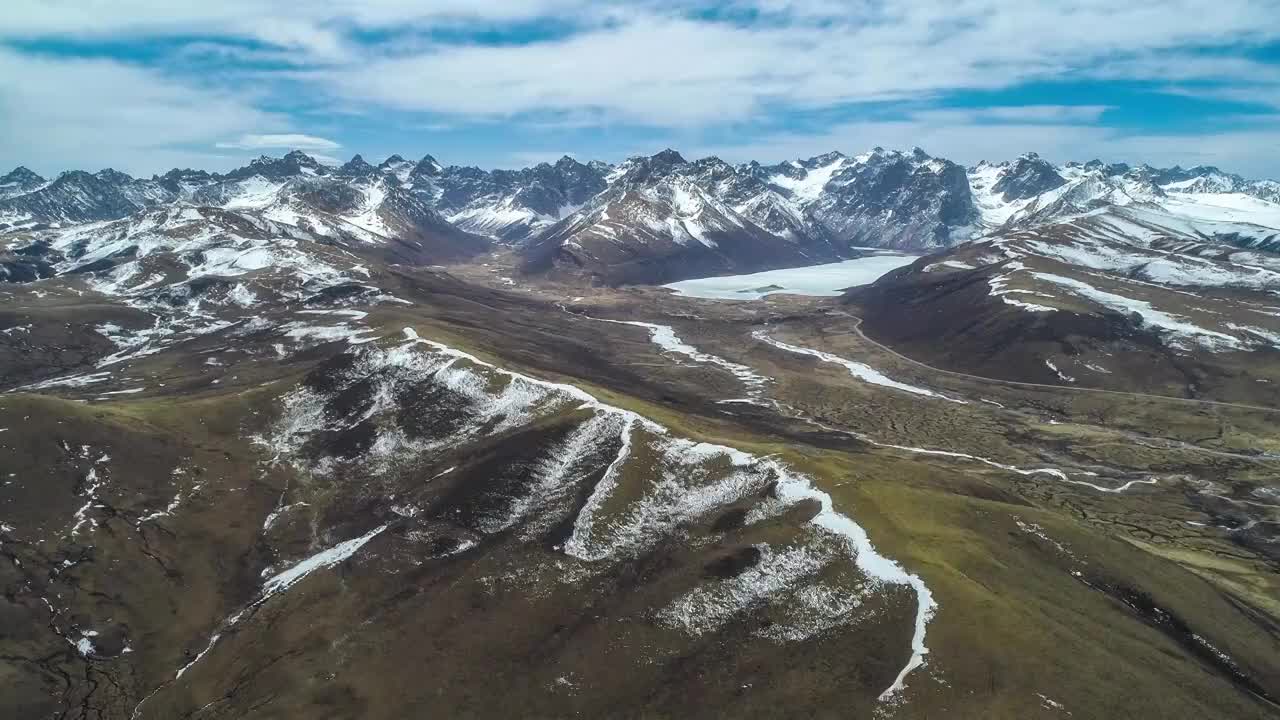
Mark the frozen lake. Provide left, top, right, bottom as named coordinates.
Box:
left=664, top=254, right=921, bottom=300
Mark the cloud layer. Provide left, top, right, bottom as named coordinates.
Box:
left=3, top=1, right=1280, bottom=175
left=215, top=134, right=342, bottom=151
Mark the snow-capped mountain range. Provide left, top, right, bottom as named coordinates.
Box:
left=3, top=147, right=1280, bottom=285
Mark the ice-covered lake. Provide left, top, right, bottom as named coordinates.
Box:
left=664, top=254, right=921, bottom=300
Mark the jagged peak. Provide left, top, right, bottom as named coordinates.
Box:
left=338, top=154, right=377, bottom=175
left=54, top=169, right=98, bottom=181
left=94, top=168, right=135, bottom=183
left=649, top=148, right=688, bottom=165
left=803, top=150, right=847, bottom=167
left=411, top=154, right=443, bottom=177
left=157, top=167, right=207, bottom=177
left=1082, top=159, right=1130, bottom=176
left=2, top=166, right=44, bottom=182
left=608, top=148, right=691, bottom=186
left=855, top=146, right=899, bottom=164
left=690, top=155, right=734, bottom=170
left=283, top=149, right=318, bottom=163
left=241, top=150, right=322, bottom=171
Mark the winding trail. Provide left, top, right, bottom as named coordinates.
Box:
left=806, top=314, right=1279, bottom=464
left=827, top=309, right=1280, bottom=415
left=581, top=309, right=1164, bottom=491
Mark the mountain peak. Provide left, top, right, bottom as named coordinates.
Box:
left=0, top=165, right=48, bottom=199
left=338, top=154, right=377, bottom=176
left=226, top=151, right=326, bottom=181
left=94, top=168, right=135, bottom=184
left=994, top=152, right=1066, bottom=201
left=1083, top=159, right=1130, bottom=177
left=412, top=154, right=443, bottom=178
left=650, top=148, right=687, bottom=166
left=806, top=151, right=847, bottom=167
left=1, top=166, right=45, bottom=185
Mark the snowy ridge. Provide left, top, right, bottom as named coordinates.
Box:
left=916, top=198, right=1280, bottom=355
left=6, top=148, right=1280, bottom=285
left=254, top=328, right=939, bottom=702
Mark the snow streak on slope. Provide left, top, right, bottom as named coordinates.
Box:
left=967, top=162, right=1034, bottom=226
left=133, top=522, right=391, bottom=716
left=1030, top=272, right=1245, bottom=351
left=255, top=328, right=939, bottom=702
left=587, top=316, right=770, bottom=396
left=262, top=524, right=389, bottom=595
left=767, top=468, right=937, bottom=701
left=769, top=155, right=848, bottom=204
left=755, top=332, right=966, bottom=403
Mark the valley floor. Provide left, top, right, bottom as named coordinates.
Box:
left=2, top=254, right=1279, bottom=719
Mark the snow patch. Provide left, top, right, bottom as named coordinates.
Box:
left=755, top=332, right=965, bottom=403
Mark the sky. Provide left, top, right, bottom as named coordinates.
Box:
left=3, top=1, right=1280, bottom=178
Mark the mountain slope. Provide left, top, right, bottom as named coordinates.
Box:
left=3, top=230, right=1279, bottom=719
left=430, top=156, right=608, bottom=241
left=846, top=203, right=1280, bottom=400
left=522, top=151, right=833, bottom=285
left=0, top=170, right=171, bottom=228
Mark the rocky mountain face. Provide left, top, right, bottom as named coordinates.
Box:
left=520, top=147, right=988, bottom=283
left=802, top=147, right=978, bottom=249
left=431, top=155, right=610, bottom=241
left=847, top=188, right=1280, bottom=398
left=990, top=153, right=1065, bottom=201
left=223, top=150, right=330, bottom=182
left=522, top=151, right=832, bottom=285
left=3, top=147, right=1280, bottom=285
left=0, top=166, right=46, bottom=200
left=0, top=170, right=167, bottom=228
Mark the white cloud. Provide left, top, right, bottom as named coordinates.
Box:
left=326, top=17, right=774, bottom=125
left=0, top=48, right=287, bottom=175
left=314, top=2, right=1280, bottom=129
left=963, top=105, right=1112, bottom=123
left=0, top=1, right=587, bottom=62
left=215, top=133, right=342, bottom=151
left=691, top=112, right=1280, bottom=179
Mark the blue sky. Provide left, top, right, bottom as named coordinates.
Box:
left=3, top=1, right=1280, bottom=178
